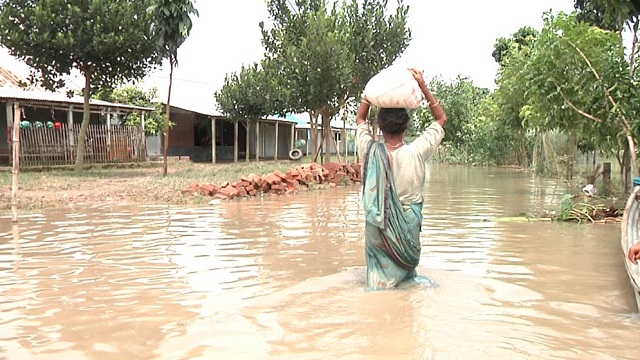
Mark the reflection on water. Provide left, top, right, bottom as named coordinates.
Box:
left=0, top=165, right=638, bottom=359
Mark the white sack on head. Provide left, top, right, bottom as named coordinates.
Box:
left=363, top=66, right=423, bottom=109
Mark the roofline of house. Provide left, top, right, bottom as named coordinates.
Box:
left=0, top=90, right=154, bottom=113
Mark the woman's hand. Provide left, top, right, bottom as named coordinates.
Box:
left=408, top=67, right=447, bottom=126
left=409, top=68, right=426, bottom=88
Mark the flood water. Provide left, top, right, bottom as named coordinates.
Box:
left=0, top=165, right=638, bottom=359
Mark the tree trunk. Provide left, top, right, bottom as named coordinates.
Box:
left=531, top=132, right=540, bottom=172
left=163, top=60, right=174, bottom=176
left=314, top=126, right=325, bottom=163
left=245, top=121, right=250, bottom=162
left=617, top=146, right=624, bottom=176
left=322, top=110, right=332, bottom=164
left=75, top=68, right=93, bottom=171
left=310, top=111, right=319, bottom=161
left=11, top=102, right=20, bottom=223
left=625, top=139, right=632, bottom=194
left=569, top=131, right=577, bottom=180
left=341, top=101, right=349, bottom=160
left=545, top=132, right=562, bottom=178
left=519, top=129, right=528, bottom=167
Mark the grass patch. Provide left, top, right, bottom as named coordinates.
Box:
left=0, top=158, right=332, bottom=210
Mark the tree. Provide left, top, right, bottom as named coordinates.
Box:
left=95, top=86, right=167, bottom=135
left=492, top=26, right=539, bottom=65
left=574, top=0, right=640, bottom=31
left=489, top=26, right=541, bottom=167
left=414, top=76, right=489, bottom=163
left=217, top=0, right=411, bottom=163
left=149, top=0, right=198, bottom=176
left=0, top=0, right=160, bottom=171
left=260, top=0, right=352, bottom=162
left=522, top=12, right=639, bottom=182
left=215, top=61, right=286, bottom=161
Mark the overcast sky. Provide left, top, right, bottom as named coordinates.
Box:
left=150, top=0, right=577, bottom=91
left=1, top=0, right=577, bottom=95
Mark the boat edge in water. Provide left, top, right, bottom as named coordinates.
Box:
left=621, top=186, right=640, bottom=312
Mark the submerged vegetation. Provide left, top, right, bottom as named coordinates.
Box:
left=552, top=194, right=623, bottom=224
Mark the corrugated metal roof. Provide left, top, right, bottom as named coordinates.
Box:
left=0, top=66, right=23, bottom=88
left=147, top=76, right=223, bottom=117
left=149, top=78, right=297, bottom=124
left=0, top=87, right=154, bottom=111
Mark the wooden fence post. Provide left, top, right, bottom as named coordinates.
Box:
left=11, top=102, right=21, bottom=223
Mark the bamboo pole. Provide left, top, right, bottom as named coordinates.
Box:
left=211, top=117, right=216, bottom=164
left=256, top=120, right=260, bottom=161
left=234, top=121, right=239, bottom=163
left=11, top=102, right=21, bottom=223
left=245, top=121, right=250, bottom=162
left=290, top=123, right=295, bottom=154
left=141, top=111, right=147, bottom=161
left=106, top=110, right=111, bottom=161
left=274, top=121, right=279, bottom=161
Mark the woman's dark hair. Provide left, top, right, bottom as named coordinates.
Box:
left=377, top=108, right=409, bottom=135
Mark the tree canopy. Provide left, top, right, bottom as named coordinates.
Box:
left=0, top=0, right=159, bottom=91
left=216, top=0, right=411, bottom=162
left=0, top=0, right=161, bottom=170
left=574, top=0, right=640, bottom=30
left=148, top=0, right=198, bottom=176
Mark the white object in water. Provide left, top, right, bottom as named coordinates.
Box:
left=582, top=184, right=598, bottom=197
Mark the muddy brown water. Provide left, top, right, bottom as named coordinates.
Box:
left=0, top=165, right=638, bottom=359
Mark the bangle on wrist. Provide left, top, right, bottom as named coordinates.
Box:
left=429, top=100, right=440, bottom=108
left=362, top=99, right=370, bottom=105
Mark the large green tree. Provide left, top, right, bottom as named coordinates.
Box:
left=215, top=61, right=286, bottom=161
left=0, top=0, right=160, bottom=170
left=414, top=76, right=489, bottom=163
left=574, top=0, right=640, bottom=31
left=217, top=0, right=411, bottom=163
left=490, top=26, right=540, bottom=166
left=522, top=12, right=639, bottom=184
left=149, top=0, right=198, bottom=176
left=260, top=0, right=352, bottom=162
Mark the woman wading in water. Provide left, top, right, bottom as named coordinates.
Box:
left=356, top=68, right=448, bottom=290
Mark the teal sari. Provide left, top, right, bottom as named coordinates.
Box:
left=362, top=142, right=423, bottom=290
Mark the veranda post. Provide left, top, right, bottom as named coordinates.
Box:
left=11, top=101, right=20, bottom=223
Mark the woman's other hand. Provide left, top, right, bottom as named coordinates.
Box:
left=409, top=68, right=426, bottom=87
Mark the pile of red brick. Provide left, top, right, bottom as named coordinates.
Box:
left=181, top=162, right=362, bottom=200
